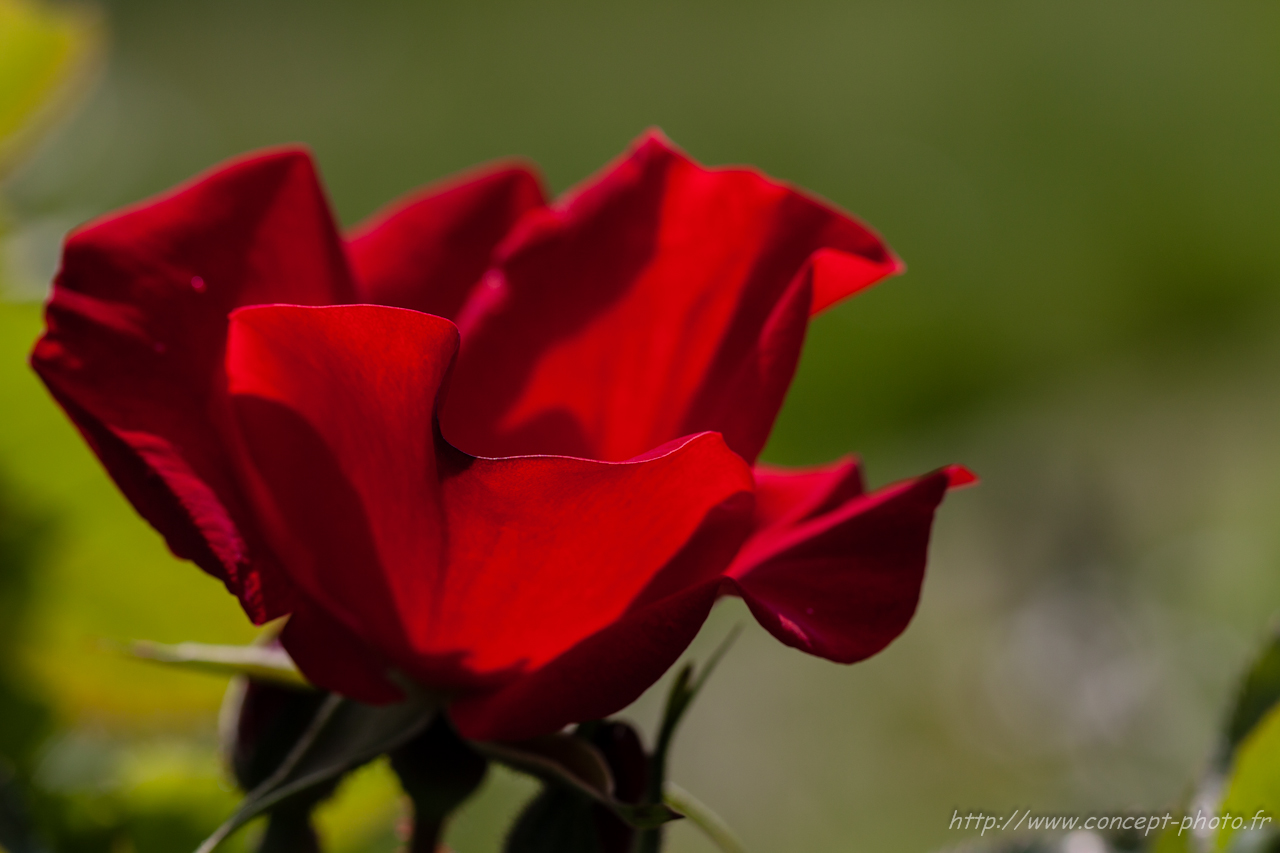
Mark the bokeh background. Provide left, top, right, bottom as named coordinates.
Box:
left=4, top=1, right=1280, bottom=851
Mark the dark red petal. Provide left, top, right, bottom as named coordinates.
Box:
left=346, top=162, right=547, bottom=320
left=30, top=147, right=355, bottom=621
left=450, top=580, right=722, bottom=742
left=281, top=601, right=405, bottom=705
left=453, top=489, right=753, bottom=741
left=727, top=467, right=962, bottom=664
left=442, top=130, right=902, bottom=464
left=225, top=304, right=754, bottom=705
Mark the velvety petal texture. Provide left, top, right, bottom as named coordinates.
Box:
left=34, top=132, right=968, bottom=742
left=441, top=130, right=904, bottom=464
left=225, top=305, right=754, bottom=738
left=347, top=162, right=546, bottom=320
left=31, top=147, right=356, bottom=621
left=728, top=463, right=974, bottom=664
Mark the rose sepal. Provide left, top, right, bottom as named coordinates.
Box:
left=195, top=678, right=439, bottom=853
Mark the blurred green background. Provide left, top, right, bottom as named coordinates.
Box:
left=3, top=0, right=1280, bottom=851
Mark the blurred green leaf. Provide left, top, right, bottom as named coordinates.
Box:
left=1223, top=628, right=1280, bottom=768
left=1224, top=826, right=1280, bottom=853
left=1150, top=826, right=1194, bottom=853
left=636, top=627, right=739, bottom=853
left=129, top=641, right=307, bottom=689
left=1216, top=702, right=1280, bottom=850
left=647, top=627, right=739, bottom=802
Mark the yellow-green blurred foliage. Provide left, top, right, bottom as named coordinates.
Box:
left=0, top=0, right=101, bottom=174
left=4, top=2, right=1280, bottom=852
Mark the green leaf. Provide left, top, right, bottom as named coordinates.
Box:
left=129, top=640, right=309, bottom=688
left=477, top=735, right=680, bottom=830
left=1149, top=822, right=1194, bottom=853
left=195, top=692, right=438, bottom=853
left=1223, top=826, right=1280, bottom=853
left=1223, top=628, right=1280, bottom=768
left=1215, top=701, right=1280, bottom=851
left=646, top=626, right=740, bottom=806
left=636, top=626, right=741, bottom=853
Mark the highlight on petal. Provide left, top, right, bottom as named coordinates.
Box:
left=346, top=161, right=547, bottom=320
left=223, top=304, right=755, bottom=732
left=31, top=147, right=355, bottom=621
left=726, top=467, right=960, bottom=664
left=442, top=129, right=903, bottom=465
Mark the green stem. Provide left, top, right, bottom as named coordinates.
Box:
left=662, top=782, right=745, bottom=853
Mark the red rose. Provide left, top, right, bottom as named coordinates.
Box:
left=32, top=131, right=971, bottom=741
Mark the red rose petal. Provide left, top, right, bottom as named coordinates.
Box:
left=32, top=137, right=968, bottom=741
left=727, top=467, right=962, bottom=664
left=31, top=147, right=355, bottom=621
left=225, top=305, right=754, bottom=714
left=281, top=600, right=405, bottom=705
left=752, top=456, right=866, bottom=532
left=442, top=129, right=902, bottom=464
left=450, top=579, right=723, bottom=741
left=347, top=162, right=547, bottom=321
